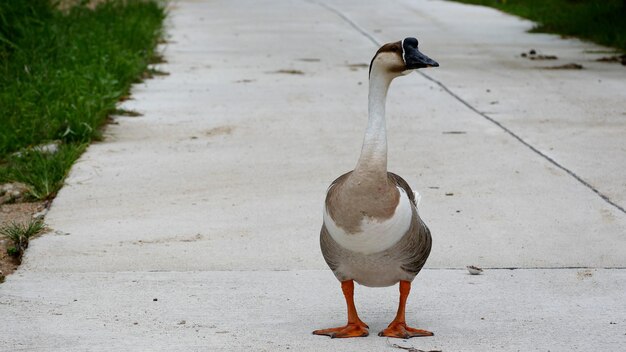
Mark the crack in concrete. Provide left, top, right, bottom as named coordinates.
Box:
left=312, top=0, right=626, bottom=215
left=425, top=266, right=626, bottom=270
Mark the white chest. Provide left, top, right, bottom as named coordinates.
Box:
left=324, top=187, right=413, bottom=255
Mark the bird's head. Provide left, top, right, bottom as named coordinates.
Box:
left=369, top=37, right=438, bottom=78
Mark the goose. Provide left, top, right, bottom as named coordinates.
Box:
left=313, top=37, right=438, bottom=339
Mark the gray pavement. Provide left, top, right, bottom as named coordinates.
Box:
left=1, top=0, right=626, bottom=351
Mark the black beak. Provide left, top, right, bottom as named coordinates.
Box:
left=403, top=37, right=439, bottom=69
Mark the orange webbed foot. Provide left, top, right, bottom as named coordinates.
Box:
left=378, top=322, right=433, bottom=339
left=312, top=321, right=369, bottom=338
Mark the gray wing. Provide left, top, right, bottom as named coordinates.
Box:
left=320, top=171, right=352, bottom=274
left=319, top=224, right=340, bottom=272
left=387, top=172, right=431, bottom=276
left=320, top=223, right=356, bottom=282
left=397, top=210, right=432, bottom=276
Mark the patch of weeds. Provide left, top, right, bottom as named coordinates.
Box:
left=0, top=144, right=86, bottom=200
left=0, top=0, right=166, bottom=154
left=0, top=0, right=165, bottom=199
left=149, top=53, right=167, bottom=64
left=0, top=219, right=46, bottom=263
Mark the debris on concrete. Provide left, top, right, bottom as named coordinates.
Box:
left=347, top=63, right=369, bottom=71
left=269, top=69, right=304, bottom=75
left=521, top=49, right=557, bottom=60
left=386, top=339, right=442, bottom=352
left=543, top=63, right=584, bottom=70
left=577, top=269, right=593, bottom=280
left=595, top=54, right=626, bottom=66
left=467, top=265, right=483, bottom=275
left=297, top=58, right=321, bottom=62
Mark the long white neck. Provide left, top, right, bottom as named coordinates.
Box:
left=354, top=67, right=393, bottom=180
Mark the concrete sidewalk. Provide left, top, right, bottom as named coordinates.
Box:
left=1, top=0, right=625, bottom=351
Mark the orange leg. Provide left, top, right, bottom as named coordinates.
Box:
left=313, top=280, right=369, bottom=338
left=378, top=280, right=433, bottom=339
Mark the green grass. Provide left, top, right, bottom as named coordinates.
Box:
left=0, top=144, right=87, bottom=199
left=451, top=0, right=626, bottom=51
left=0, top=0, right=165, bottom=199
left=0, top=219, right=46, bottom=261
